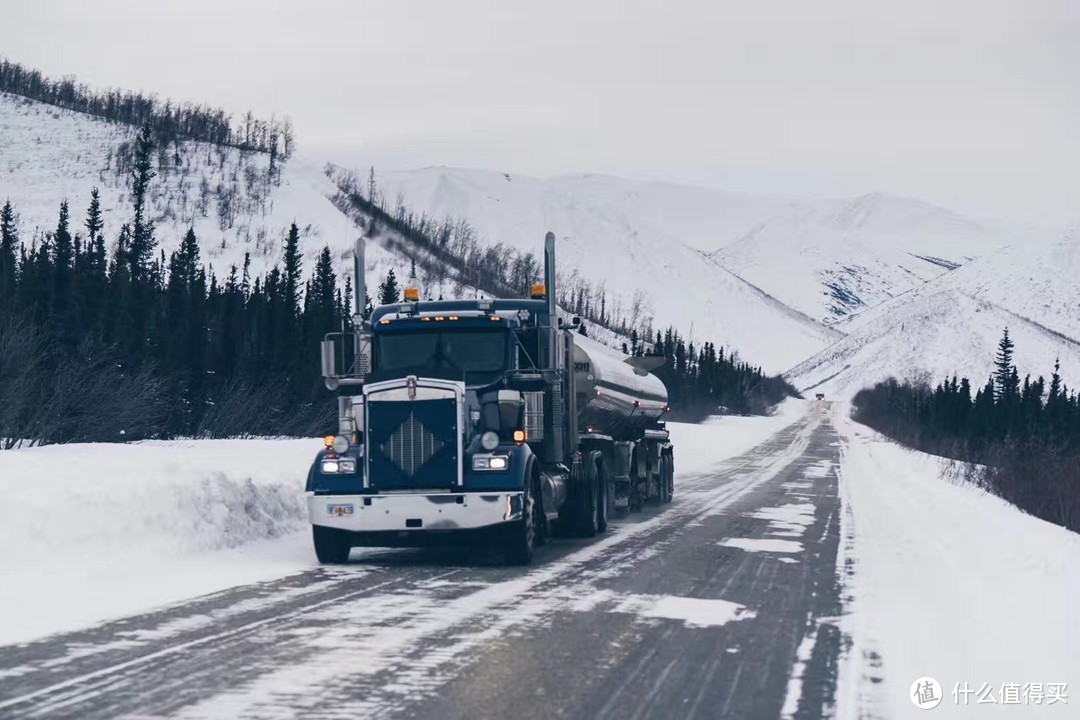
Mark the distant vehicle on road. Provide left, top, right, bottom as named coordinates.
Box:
left=815, top=393, right=825, bottom=401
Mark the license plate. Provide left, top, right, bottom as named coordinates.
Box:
left=327, top=503, right=354, bottom=517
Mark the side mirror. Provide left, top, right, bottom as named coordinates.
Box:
left=322, top=332, right=371, bottom=389
left=321, top=340, right=337, bottom=382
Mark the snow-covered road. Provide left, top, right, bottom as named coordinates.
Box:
left=0, top=406, right=842, bottom=719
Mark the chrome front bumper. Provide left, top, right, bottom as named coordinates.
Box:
left=308, top=491, right=525, bottom=532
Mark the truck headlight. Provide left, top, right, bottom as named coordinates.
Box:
left=473, top=454, right=510, bottom=471
left=480, top=431, right=499, bottom=451
left=332, top=435, right=350, bottom=454
left=321, top=458, right=357, bottom=474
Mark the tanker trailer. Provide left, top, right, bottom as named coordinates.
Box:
left=572, top=334, right=674, bottom=512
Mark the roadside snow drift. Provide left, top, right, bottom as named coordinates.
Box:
left=835, top=411, right=1080, bottom=719
left=0, top=439, right=319, bottom=644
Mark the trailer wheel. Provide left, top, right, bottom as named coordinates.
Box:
left=313, top=526, right=352, bottom=564
left=505, top=479, right=537, bottom=565
left=660, top=455, right=671, bottom=503
left=664, top=454, right=675, bottom=503
left=628, top=457, right=644, bottom=513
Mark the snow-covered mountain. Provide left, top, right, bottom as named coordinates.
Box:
left=787, top=227, right=1080, bottom=397
left=709, top=193, right=1007, bottom=324
left=0, top=91, right=408, bottom=291
left=5, top=87, right=1073, bottom=388
left=363, top=165, right=1028, bottom=370
left=365, top=166, right=849, bottom=370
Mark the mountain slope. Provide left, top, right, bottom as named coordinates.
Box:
left=709, top=193, right=1008, bottom=324
left=0, top=90, right=408, bottom=290
left=365, top=166, right=1024, bottom=370
left=366, top=166, right=847, bottom=371
left=786, top=228, right=1080, bottom=397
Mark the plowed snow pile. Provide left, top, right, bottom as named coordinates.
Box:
left=0, top=439, right=318, bottom=644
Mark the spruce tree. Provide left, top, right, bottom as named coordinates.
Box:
left=1049, top=358, right=1062, bottom=402
left=241, top=252, right=251, bottom=299
left=84, top=188, right=104, bottom=257
left=128, top=126, right=157, bottom=278
left=994, top=327, right=1015, bottom=401
left=52, top=200, right=74, bottom=324
left=378, top=268, right=400, bottom=304
left=0, top=200, right=18, bottom=305
left=282, top=222, right=302, bottom=315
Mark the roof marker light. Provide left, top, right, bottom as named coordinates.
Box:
left=379, top=319, right=390, bottom=325
left=403, top=287, right=420, bottom=301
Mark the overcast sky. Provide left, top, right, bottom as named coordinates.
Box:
left=2, top=0, right=1077, bottom=222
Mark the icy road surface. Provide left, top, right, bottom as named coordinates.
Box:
left=0, top=409, right=841, bottom=720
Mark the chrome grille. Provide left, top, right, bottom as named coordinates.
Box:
left=380, top=411, right=444, bottom=477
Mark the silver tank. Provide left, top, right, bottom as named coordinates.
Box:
left=573, top=334, right=668, bottom=439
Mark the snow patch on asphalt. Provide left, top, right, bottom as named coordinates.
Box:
left=613, top=594, right=757, bottom=628
left=750, top=502, right=816, bottom=538
left=721, top=538, right=804, bottom=554
left=781, top=628, right=819, bottom=719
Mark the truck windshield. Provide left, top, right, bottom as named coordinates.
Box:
left=376, top=330, right=508, bottom=378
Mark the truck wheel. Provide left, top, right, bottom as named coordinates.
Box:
left=505, top=481, right=537, bottom=565
left=665, top=454, right=675, bottom=503
left=657, top=455, right=670, bottom=503
left=313, top=526, right=352, bottom=564
left=628, top=481, right=644, bottom=513
left=596, top=461, right=609, bottom=533
left=577, top=458, right=600, bottom=537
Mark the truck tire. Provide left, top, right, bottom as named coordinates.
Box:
left=505, top=479, right=537, bottom=565
left=664, top=454, right=675, bottom=503
left=313, top=525, right=352, bottom=564
left=628, top=462, right=644, bottom=513
left=596, top=460, right=609, bottom=533
left=576, top=457, right=601, bottom=537
left=647, top=465, right=663, bottom=505
left=657, top=454, right=671, bottom=503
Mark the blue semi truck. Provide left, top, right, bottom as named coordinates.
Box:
left=307, top=232, right=674, bottom=564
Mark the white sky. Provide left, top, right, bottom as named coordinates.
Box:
left=2, top=0, right=1078, bottom=222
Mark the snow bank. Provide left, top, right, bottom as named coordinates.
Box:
left=667, top=399, right=806, bottom=475
left=835, top=410, right=1080, bottom=718
left=0, top=439, right=320, bottom=644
